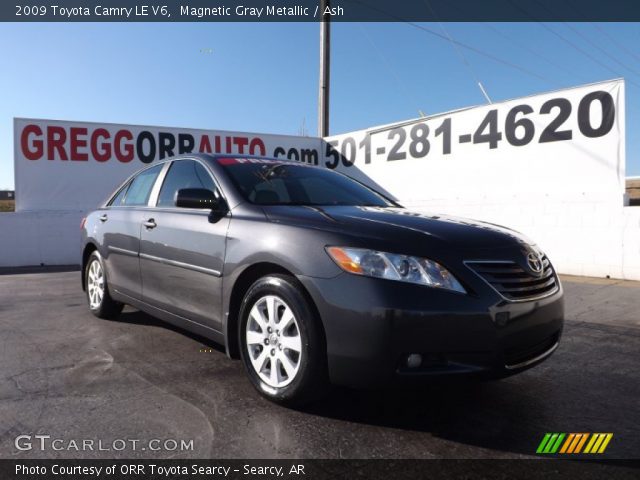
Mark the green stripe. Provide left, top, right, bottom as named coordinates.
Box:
left=550, top=433, right=566, bottom=453
left=537, top=433, right=552, bottom=453
left=543, top=433, right=559, bottom=453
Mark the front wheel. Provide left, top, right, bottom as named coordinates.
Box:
left=239, top=274, right=328, bottom=406
left=85, top=251, right=124, bottom=319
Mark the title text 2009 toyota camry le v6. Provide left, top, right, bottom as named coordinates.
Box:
left=81, top=154, right=564, bottom=405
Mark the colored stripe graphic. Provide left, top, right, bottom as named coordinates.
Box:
left=597, top=433, right=614, bottom=453
left=538, top=433, right=613, bottom=454
left=550, top=433, right=565, bottom=453
left=583, top=434, right=598, bottom=453
left=559, top=433, right=575, bottom=453
left=584, top=433, right=614, bottom=453
left=598, top=433, right=614, bottom=453
left=568, top=433, right=583, bottom=453
left=574, top=433, right=589, bottom=453
left=536, top=433, right=552, bottom=453
left=544, top=433, right=559, bottom=453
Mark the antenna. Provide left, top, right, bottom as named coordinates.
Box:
left=478, top=82, right=493, bottom=104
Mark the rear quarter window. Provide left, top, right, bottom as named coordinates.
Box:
left=109, top=182, right=130, bottom=206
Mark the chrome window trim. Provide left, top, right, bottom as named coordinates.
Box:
left=138, top=253, right=222, bottom=277
left=107, top=246, right=138, bottom=257
left=119, top=163, right=164, bottom=207
left=108, top=240, right=222, bottom=277
left=104, top=157, right=229, bottom=211
left=147, top=161, right=171, bottom=207
left=107, top=180, right=132, bottom=207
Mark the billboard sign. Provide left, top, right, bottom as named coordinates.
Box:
left=324, top=79, right=625, bottom=205
left=14, top=119, right=321, bottom=211
left=14, top=80, right=624, bottom=212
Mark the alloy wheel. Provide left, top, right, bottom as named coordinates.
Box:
left=87, top=259, right=105, bottom=309
left=245, top=295, right=302, bottom=388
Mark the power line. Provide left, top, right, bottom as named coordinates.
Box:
left=481, top=23, right=590, bottom=82
left=351, top=1, right=558, bottom=85
left=423, top=0, right=492, bottom=103
left=593, top=24, right=640, bottom=64
left=357, top=23, right=425, bottom=114
left=562, top=22, right=640, bottom=79
left=404, top=21, right=556, bottom=85
left=511, top=0, right=640, bottom=88
left=352, top=0, right=638, bottom=120
left=539, top=22, right=635, bottom=83
left=560, top=0, right=640, bottom=64
left=408, top=21, right=640, bottom=117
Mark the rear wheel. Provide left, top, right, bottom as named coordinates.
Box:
left=239, top=274, right=328, bottom=406
left=85, top=251, right=123, bottom=319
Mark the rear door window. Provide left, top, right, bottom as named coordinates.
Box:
left=123, top=165, right=162, bottom=206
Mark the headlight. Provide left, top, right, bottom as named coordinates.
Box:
left=326, top=246, right=466, bottom=293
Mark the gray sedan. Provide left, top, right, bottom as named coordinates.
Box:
left=81, top=154, right=564, bottom=405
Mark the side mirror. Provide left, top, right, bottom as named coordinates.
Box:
left=175, top=188, right=227, bottom=214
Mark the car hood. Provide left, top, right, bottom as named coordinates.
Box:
left=262, top=205, right=533, bottom=251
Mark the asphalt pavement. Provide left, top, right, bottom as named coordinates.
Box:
left=0, top=270, right=638, bottom=459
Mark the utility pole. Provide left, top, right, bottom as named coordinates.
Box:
left=318, top=0, right=330, bottom=137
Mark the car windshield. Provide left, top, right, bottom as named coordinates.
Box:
left=219, top=158, right=396, bottom=207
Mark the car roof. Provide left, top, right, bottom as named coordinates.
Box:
left=160, top=153, right=295, bottom=163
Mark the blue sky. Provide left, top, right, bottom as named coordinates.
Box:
left=1, top=21, right=639, bottom=189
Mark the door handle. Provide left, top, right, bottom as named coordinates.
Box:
left=143, top=218, right=157, bottom=229
left=99, top=214, right=108, bottom=222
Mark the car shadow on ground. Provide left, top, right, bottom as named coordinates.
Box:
left=301, top=379, right=544, bottom=456
left=110, top=309, right=227, bottom=355
left=108, top=309, right=625, bottom=458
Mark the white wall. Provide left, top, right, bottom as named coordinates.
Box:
left=398, top=195, right=640, bottom=281
left=622, top=207, right=640, bottom=280
left=0, top=211, right=82, bottom=267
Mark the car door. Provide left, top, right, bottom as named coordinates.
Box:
left=102, top=164, right=164, bottom=300
left=139, top=159, right=229, bottom=331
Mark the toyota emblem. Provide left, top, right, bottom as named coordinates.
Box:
left=527, top=252, right=543, bottom=274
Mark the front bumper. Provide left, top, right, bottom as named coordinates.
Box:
left=298, top=272, right=564, bottom=388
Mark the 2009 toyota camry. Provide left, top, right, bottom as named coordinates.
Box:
left=81, top=153, right=564, bottom=405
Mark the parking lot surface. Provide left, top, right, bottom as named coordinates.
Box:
left=0, top=270, right=638, bottom=459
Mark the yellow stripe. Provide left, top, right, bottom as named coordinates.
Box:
left=583, top=433, right=598, bottom=453
left=559, top=434, right=575, bottom=454
left=574, top=433, right=589, bottom=453
left=597, top=434, right=613, bottom=454
left=590, top=434, right=606, bottom=453
left=567, top=434, right=582, bottom=453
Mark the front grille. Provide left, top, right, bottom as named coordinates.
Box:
left=466, top=256, right=558, bottom=301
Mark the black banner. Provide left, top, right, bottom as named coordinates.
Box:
left=4, top=0, right=640, bottom=22
left=2, top=459, right=640, bottom=480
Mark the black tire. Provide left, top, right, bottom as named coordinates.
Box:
left=85, top=250, right=124, bottom=319
left=238, top=274, right=329, bottom=406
